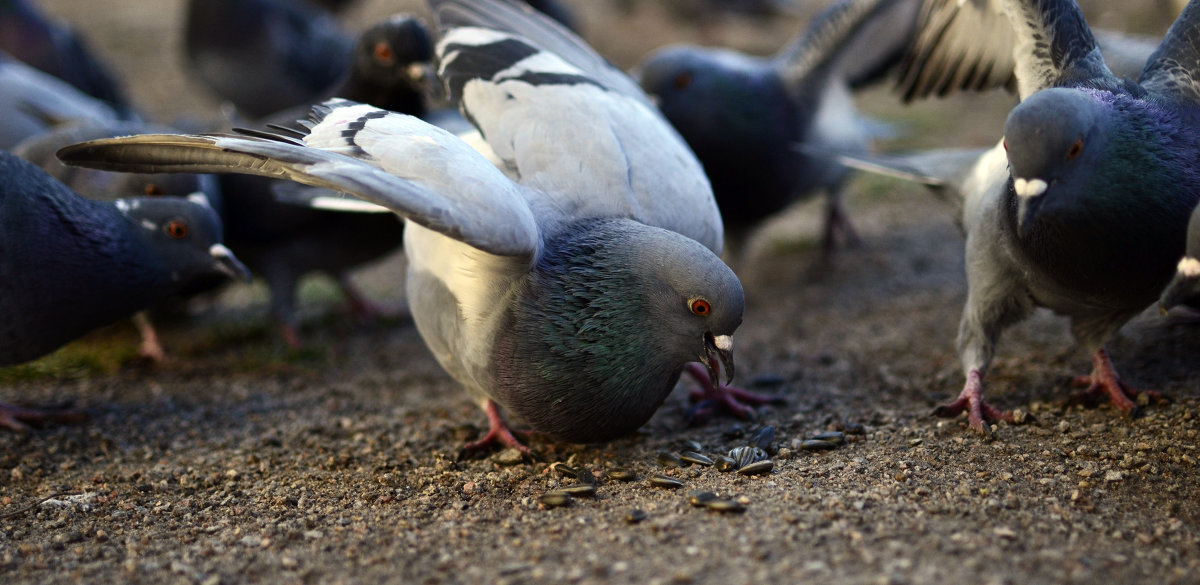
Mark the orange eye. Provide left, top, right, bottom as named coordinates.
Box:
left=165, top=221, right=188, bottom=239
left=1066, top=138, right=1083, bottom=160
left=373, top=41, right=395, bottom=65
left=690, top=298, right=711, bottom=316
left=144, top=184, right=163, bottom=196
left=674, top=71, right=692, bottom=90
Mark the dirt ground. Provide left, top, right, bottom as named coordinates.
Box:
left=2, top=1, right=1198, bottom=584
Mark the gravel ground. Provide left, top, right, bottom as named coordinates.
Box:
left=2, top=1, right=1198, bottom=584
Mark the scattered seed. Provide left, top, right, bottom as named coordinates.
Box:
left=687, top=491, right=718, bottom=507
left=729, top=446, right=768, bottom=468
left=736, top=460, right=774, bottom=476
left=679, top=451, right=714, bottom=466
left=799, top=439, right=839, bottom=451
left=810, top=431, right=845, bottom=445
left=679, top=439, right=704, bottom=453
left=539, top=491, right=571, bottom=508
left=749, top=426, right=776, bottom=451
left=704, top=499, right=746, bottom=513
left=549, top=462, right=579, bottom=478
left=649, top=475, right=684, bottom=489
left=713, top=455, right=737, bottom=472
left=560, top=483, right=596, bottom=497
left=607, top=468, right=636, bottom=482
left=576, top=469, right=599, bottom=485
left=657, top=451, right=683, bottom=468
left=625, top=509, right=647, bottom=524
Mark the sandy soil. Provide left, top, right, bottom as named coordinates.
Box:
left=2, top=1, right=1198, bottom=584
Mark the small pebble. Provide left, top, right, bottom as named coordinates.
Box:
left=649, top=475, right=684, bottom=489
left=494, top=448, right=526, bottom=466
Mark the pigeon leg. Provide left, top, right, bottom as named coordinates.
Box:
left=1067, top=348, right=1167, bottom=417
left=132, top=311, right=167, bottom=363
left=820, top=192, right=862, bottom=255
left=461, top=400, right=534, bottom=458
left=932, top=369, right=1015, bottom=432
left=0, top=403, right=87, bottom=432
left=684, top=362, right=783, bottom=422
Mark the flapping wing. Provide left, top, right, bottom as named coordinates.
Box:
left=1002, top=0, right=1110, bottom=98
left=57, top=109, right=541, bottom=259
left=778, top=0, right=922, bottom=91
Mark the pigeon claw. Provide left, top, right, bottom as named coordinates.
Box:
left=457, top=400, right=537, bottom=461
left=932, top=369, right=1016, bottom=434
left=0, top=402, right=88, bottom=433
left=1064, top=348, right=1169, bottom=419
left=683, top=363, right=783, bottom=425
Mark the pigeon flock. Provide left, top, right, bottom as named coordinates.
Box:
left=1, top=0, right=1197, bottom=452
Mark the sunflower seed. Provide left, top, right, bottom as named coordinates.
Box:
left=687, top=491, right=718, bottom=507
left=657, top=451, right=683, bottom=468
left=704, top=499, right=746, bottom=513
left=560, top=483, right=596, bottom=497
left=539, top=491, right=571, bottom=508
left=713, top=455, right=737, bottom=472
left=549, top=462, right=579, bottom=478
left=649, top=475, right=683, bottom=489
left=736, top=460, right=774, bottom=476
left=799, top=439, right=839, bottom=451
left=576, top=468, right=599, bottom=485
left=749, top=425, right=776, bottom=451
left=607, top=468, right=636, bottom=482
left=679, top=451, right=714, bottom=466
left=625, top=509, right=648, bottom=524
left=729, top=446, right=767, bottom=468
left=679, top=439, right=704, bottom=453
left=810, top=431, right=845, bottom=445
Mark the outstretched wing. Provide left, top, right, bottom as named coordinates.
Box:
left=1140, top=0, right=1200, bottom=103
left=57, top=106, right=541, bottom=259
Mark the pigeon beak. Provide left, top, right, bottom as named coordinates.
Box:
left=408, top=62, right=441, bottom=98
left=1159, top=257, right=1200, bottom=314
left=700, top=332, right=735, bottom=386
left=209, top=243, right=252, bottom=283
left=1013, top=176, right=1048, bottom=235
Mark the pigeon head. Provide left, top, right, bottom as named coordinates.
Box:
left=115, top=196, right=251, bottom=286
left=347, top=15, right=436, bottom=113
left=495, top=219, right=744, bottom=443
left=1003, top=88, right=1106, bottom=234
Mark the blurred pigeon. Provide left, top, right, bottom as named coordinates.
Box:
left=12, top=120, right=225, bottom=361
left=0, top=53, right=122, bottom=150
left=59, top=0, right=780, bottom=454
left=1159, top=204, right=1200, bottom=312
left=638, top=0, right=1161, bottom=255
left=213, top=14, right=438, bottom=346
left=0, top=151, right=249, bottom=430
left=832, top=0, right=1200, bottom=431
left=184, top=0, right=354, bottom=119
left=0, top=0, right=133, bottom=115
left=638, top=0, right=921, bottom=252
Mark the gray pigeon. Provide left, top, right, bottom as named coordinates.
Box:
left=637, top=0, right=1161, bottom=254
left=0, top=150, right=249, bottom=430
left=59, top=0, right=773, bottom=454
left=832, top=0, right=1200, bottom=432
left=1159, top=204, right=1200, bottom=312
left=11, top=120, right=225, bottom=361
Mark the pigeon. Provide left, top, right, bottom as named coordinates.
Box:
left=11, top=120, right=225, bottom=361
left=184, top=0, right=354, bottom=119
left=637, top=0, right=920, bottom=253
left=0, top=150, right=250, bottom=430
left=0, top=52, right=122, bottom=150
left=830, top=0, right=1200, bottom=432
left=0, top=0, right=133, bottom=115
left=1159, top=204, right=1200, bottom=312
left=58, top=0, right=776, bottom=454
left=212, top=14, right=438, bottom=346
left=637, top=0, right=1161, bottom=254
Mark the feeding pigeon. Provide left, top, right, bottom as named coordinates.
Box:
left=0, top=150, right=249, bottom=430
left=0, top=52, right=122, bottom=150
left=0, top=0, right=133, bottom=116
left=830, top=0, right=1200, bottom=432
left=60, top=0, right=777, bottom=454
left=637, top=0, right=1161, bottom=255
left=11, top=120, right=225, bottom=361
left=1159, top=204, right=1200, bottom=313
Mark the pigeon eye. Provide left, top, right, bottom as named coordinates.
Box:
left=689, top=298, right=711, bottom=316
left=1066, top=139, right=1084, bottom=160
left=144, top=184, right=163, bottom=196
left=674, top=71, right=692, bottom=90
left=374, top=41, right=395, bottom=65
left=165, top=220, right=188, bottom=239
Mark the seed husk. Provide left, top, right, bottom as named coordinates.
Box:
left=679, top=439, right=704, bottom=453
left=657, top=451, right=683, bottom=468
left=539, top=491, right=571, bottom=508
left=560, top=483, right=596, bottom=497
left=687, top=491, right=718, bottom=507
left=713, top=455, right=737, bottom=472
left=810, top=431, right=845, bottom=445
left=679, top=451, right=714, bottom=466
left=749, top=425, right=776, bottom=450
left=549, top=462, right=579, bottom=478
left=607, top=468, right=636, bottom=482
left=729, top=446, right=767, bottom=468
left=736, top=460, right=774, bottom=476
left=799, top=439, right=839, bottom=451
left=576, top=468, right=599, bottom=485
left=649, top=474, right=683, bottom=489
left=625, top=509, right=648, bottom=524
left=705, top=499, right=746, bottom=513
